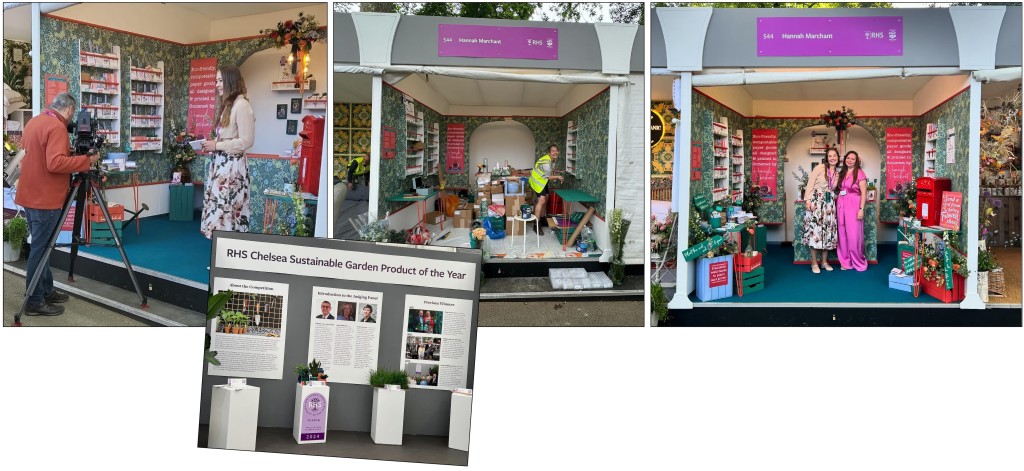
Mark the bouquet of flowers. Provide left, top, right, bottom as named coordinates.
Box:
left=260, top=12, right=324, bottom=51
left=358, top=218, right=391, bottom=242
left=608, top=208, right=632, bottom=285
left=166, top=124, right=198, bottom=169
left=471, top=228, right=487, bottom=241
left=651, top=213, right=676, bottom=259
left=895, top=180, right=917, bottom=219
left=820, top=106, right=857, bottom=132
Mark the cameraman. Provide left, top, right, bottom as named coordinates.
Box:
left=14, top=93, right=100, bottom=316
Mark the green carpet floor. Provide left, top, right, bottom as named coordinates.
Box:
left=78, top=213, right=210, bottom=284
left=689, top=243, right=940, bottom=304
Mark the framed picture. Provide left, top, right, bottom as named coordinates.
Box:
left=172, top=172, right=182, bottom=184
left=290, top=98, right=302, bottom=114
left=277, top=104, right=287, bottom=119
left=286, top=120, right=298, bottom=135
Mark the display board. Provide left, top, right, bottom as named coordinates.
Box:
left=437, top=24, right=558, bottom=60
left=187, top=57, right=217, bottom=139
left=756, top=16, right=904, bottom=57
left=751, top=129, right=778, bottom=200
left=43, top=74, right=68, bottom=108
left=885, top=127, right=914, bottom=200
left=199, top=233, right=482, bottom=437
left=939, top=191, right=962, bottom=231
left=208, top=278, right=289, bottom=380
left=401, top=295, right=472, bottom=389
left=446, top=123, right=466, bottom=173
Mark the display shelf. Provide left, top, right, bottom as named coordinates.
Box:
left=79, top=42, right=121, bottom=146
left=565, top=120, right=578, bottom=176
left=924, top=122, right=938, bottom=176
left=426, top=122, right=440, bottom=175
left=271, top=80, right=309, bottom=91
left=303, top=98, right=328, bottom=111
left=730, top=129, right=744, bottom=204
left=405, top=96, right=425, bottom=176
left=128, top=60, right=163, bottom=153
left=711, top=118, right=731, bottom=202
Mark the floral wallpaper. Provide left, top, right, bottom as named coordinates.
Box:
left=333, top=102, right=372, bottom=179
left=793, top=201, right=878, bottom=262
left=561, top=88, right=610, bottom=216
left=651, top=101, right=676, bottom=175
left=40, top=16, right=273, bottom=188
left=920, top=89, right=971, bottom=249
left=379, top=84, right=410, bottom=217
left=442, top=115, right=565, bottom=190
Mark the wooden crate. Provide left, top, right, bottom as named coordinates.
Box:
left=736, top=266, right=764, bottom=297
left=696, top=255, right=733, bottom=301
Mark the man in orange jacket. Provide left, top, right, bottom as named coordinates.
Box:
left=14, top=93, right=101, bottom=316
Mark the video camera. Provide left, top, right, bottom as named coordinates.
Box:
left=70, top=110, right=105, bottom=156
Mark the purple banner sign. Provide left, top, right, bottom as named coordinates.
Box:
left=757, top=16, right=903, bottom=57
left=438, top=24, right=557, bottom=60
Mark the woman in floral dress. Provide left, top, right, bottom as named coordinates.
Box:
left=802, top=147, right=840, bottom=273
left=201, top=65, right=254, bottom=238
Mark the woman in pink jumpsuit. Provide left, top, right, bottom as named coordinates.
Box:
left=836, top=151, right=868, bottom=271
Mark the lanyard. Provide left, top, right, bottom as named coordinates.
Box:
left=826, top=167, right=836, bottom=189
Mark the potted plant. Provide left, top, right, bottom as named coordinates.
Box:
left=308, top=358, right=324, bottom=381
left=205, top=290, right=232, bottom=366
left=977, top=244, right=998, bottom=303
left=651, top=282, right=670, bottom=326
left=607, top=208, right=631, bottom=286
left=685, top=208, right=709, bottom=295
left=919, top=239, right=968, bottom=303
left=895, top=180, right=917, bottom=229
left=3, top=215, right=28, bottom=262
left=368, top=368, right=409, bottom=445
left=166, top=124, right=198, bottom=183
left=293, top=364, right=311, bottom=384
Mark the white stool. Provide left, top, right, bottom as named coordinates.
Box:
left=209, top=385, right=260, bottom=451
left=511, top=215, right=539, bottom=254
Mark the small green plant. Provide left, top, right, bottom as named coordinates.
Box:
left=651, top=282, right=670, bottom=324
left=978, top=247, right=999, bottom=272
left=293, top=364, right=310, bottom=376
left=205, top=290, right=232, bottom=365
left=308, top=358, right=322, bottom=376
left=368, top=368, right=409, bottom=389
left=3, top=215, right=29, bottom=253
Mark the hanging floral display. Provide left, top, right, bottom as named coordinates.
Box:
left=980, top=88, right=1021, bottom=189
left=259, top=12, right=324, bottom=76
left=820, top=106, right=857, bottom=132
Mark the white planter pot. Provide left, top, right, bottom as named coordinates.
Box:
left=370, top=387, right=405, bottom=445
left=978, top=271, right=989, bottom=303
left=3, top=241, right=19, bottom=262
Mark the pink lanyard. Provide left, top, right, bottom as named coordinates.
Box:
left=826, top=167, right=836, bottom=189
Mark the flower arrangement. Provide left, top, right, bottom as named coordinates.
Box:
left=920, top=236, right=970, bottom=288
left=741, top=177, right=763, bottom=217
left=980, top=88, right=1021, bottom=188
left=471, top=228, right=487, bottom=241
left=260, top=12, right=324, bottom=52
left=166, top=124, right=198, bottom=169
left=895, top=180, right=917, bottom=219
left=405, top=225, right=432, bottom=245
left=651, top=213, right=677, bottom=259
left=820, top=106, right=857, bottom=132
left=688, top=207, right=708, bottom=247
left=791, top=165, right=810, bottom=197
left=980, top=188, right=1003, bottom=241
left=743, top=220, right=758, bottom=256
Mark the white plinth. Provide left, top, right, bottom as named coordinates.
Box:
left=370, top=387, right=405, bottom=445
left=293, top=382, right=330, bottom=444
left=448, top=393, right=473, bottom=451
left=208, top=385, right=260, bottom=451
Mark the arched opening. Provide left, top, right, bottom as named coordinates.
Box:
left=467, top=120, right=537, bottom=174
left=782, top=125, right=884, bottom=243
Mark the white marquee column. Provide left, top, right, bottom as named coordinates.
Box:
left=368, top=74, right=383, bottom=219
left=960, top=77, right=985, bottom=309
left=668, top=74, right=693, bottom=310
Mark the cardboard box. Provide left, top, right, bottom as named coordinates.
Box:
left=505, top=216, right=524, bottom=235
left=505, top=195, right=525, bottom=217
left=454, top=210, right=473, bottom=228
left=491, top=194, right=505, bottom=206
left=424, top=211, right=444, bottom=225
left=476, top=192, right=488, bottom=204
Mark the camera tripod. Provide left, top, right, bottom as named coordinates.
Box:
left=14, top=169, right=147, bottom=326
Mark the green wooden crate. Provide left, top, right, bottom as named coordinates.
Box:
left=90, top=221, right=123, bottom=241
left=737, top=266, right=764, bottom=296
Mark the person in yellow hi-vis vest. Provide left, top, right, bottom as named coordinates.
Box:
left=347, top=152, right=371, bottom=190
left=527, top=144, right=563, bottom=235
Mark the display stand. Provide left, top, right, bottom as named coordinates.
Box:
left=510, top=215, right=539, bottom=253
left=426, top=122, right=440, bottom=175
left=370, top=387, right=406, bottom=445
left=293, top=382, right=329, bottom=444
left=924, top=122, right=938, bottom=177
left=448, top=392, right=472, bottom=452
left=565, top=120, right=577, bottom=175
left=128, top=61, right=164, bottom=152
left=730, top=129, right=744, bottom=203
left=208, top=385, right=260, bottom=451
left=405, top=96, right=424, bottom=176
left=78, top=42, right=121, bottom=147
left=711, top=118, right=730, bottom=202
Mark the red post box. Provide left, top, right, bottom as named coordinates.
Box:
left=298, top=115, right=325, bottom=196
left=915, top=176, right=951, bottom=227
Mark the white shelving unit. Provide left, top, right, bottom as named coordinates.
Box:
left=730, top=129, right=744, bottom=204
left=565, top=120, right=578, bottom=175
left=426, top=122, right=440, bottom=175
left=404, top=96, right=424, bottom=176
left=924, top=122, right=938, bottom=176
left=303, top=93, right=328, bottom=112
left=128, top=61, right=164, bottom=152
left=711, top=118, right=730, bottom=202
left=78, top=43, right=121, bottom=146
left=271, top=80, right=310, bottom=92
